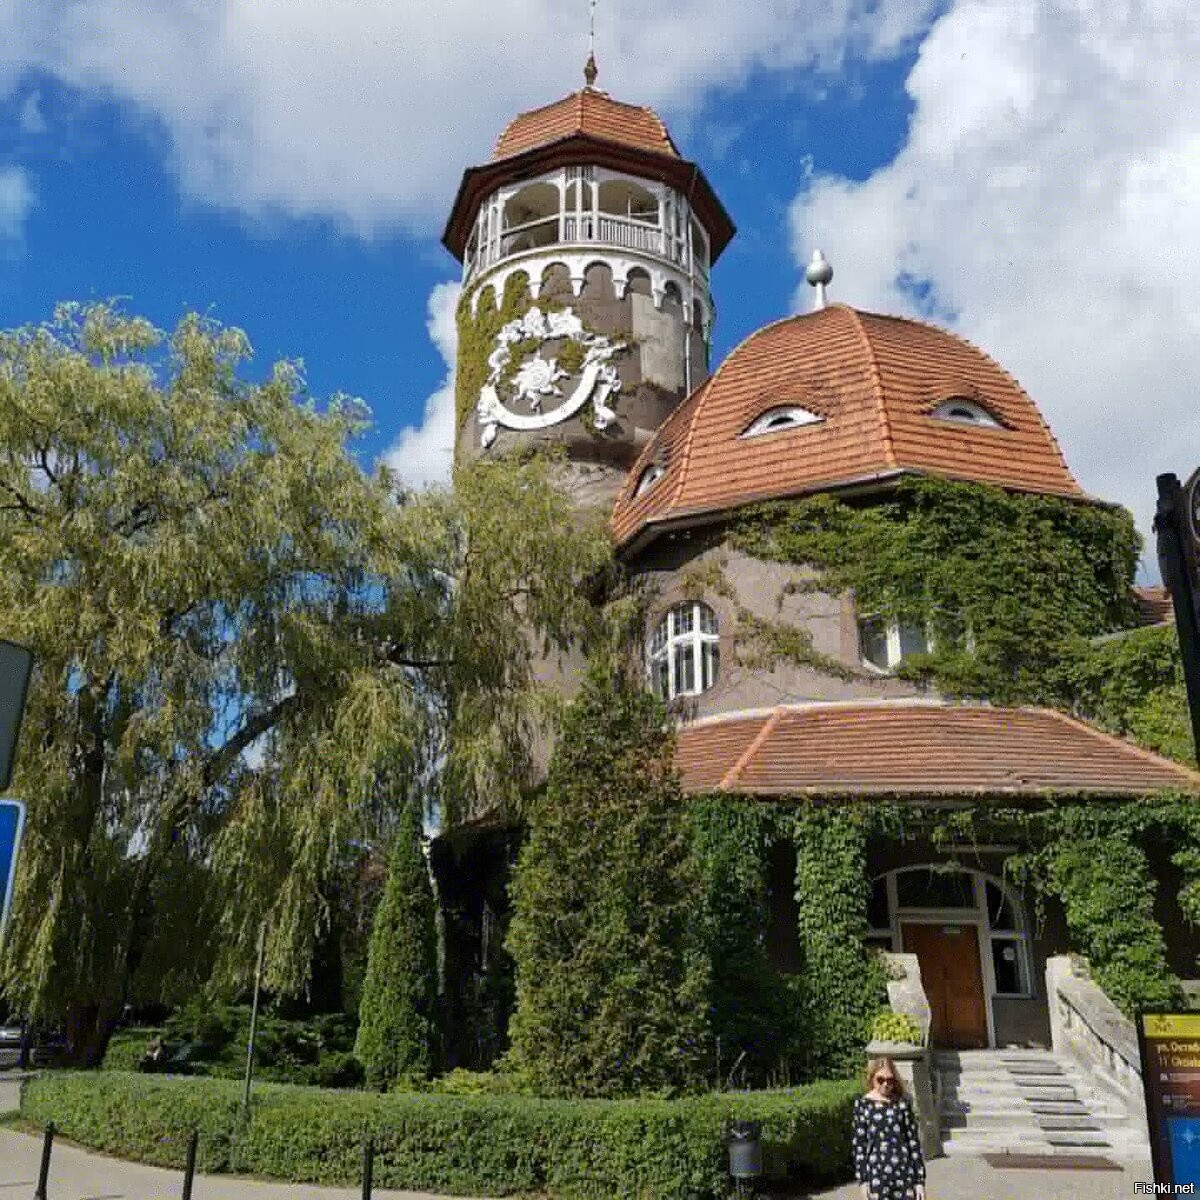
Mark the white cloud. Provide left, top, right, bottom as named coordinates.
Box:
left=790, top=0, right=1200, bottom=574
left=0, top=0, right=939, bottom=235
left=0, top=166, right=33, bottom=243
left=18, top=91, right=45, bottom=134
left=383, top=281, right=461, bottom=489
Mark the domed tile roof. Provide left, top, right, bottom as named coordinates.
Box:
left=493, top=88, right=680, bottom=161
left=612, top=304, right=1087, bottom=550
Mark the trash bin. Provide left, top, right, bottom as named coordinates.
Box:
left=728, top=1119, right=762, bottom=1179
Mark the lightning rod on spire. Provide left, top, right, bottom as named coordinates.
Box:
left=584, top=0, right=598, bottom=88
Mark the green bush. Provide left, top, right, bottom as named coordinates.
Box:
left=870, top=1011, right=923, bottom=1046
left=100, top=1027, right=165, bottom=1072
left=100, top=1006, right=362, bottom=1087
left=22, top=1070, right=858, bottom=1198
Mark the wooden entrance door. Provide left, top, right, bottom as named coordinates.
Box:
left=901, top=922, right=988, bottom=1048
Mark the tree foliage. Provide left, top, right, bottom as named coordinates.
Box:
left=504, top=664, right=710, bottom=1097
left=0, top=302, right=609, bottom=1063
left=354, top=797, right=439, bottom=1088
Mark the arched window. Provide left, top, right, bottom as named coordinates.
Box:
left=648, top=601, right=719, bottom=700
left=634, top=462, right=666, bottom=498
left=741, top=406, right=823, bottom=438
left=931, top=398, right=1002, bottom=428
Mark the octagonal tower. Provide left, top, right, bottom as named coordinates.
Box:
left=443, top=65, right=735, bottom=509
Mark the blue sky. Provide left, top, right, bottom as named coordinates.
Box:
left=0, top=0, right=1196, bottom=572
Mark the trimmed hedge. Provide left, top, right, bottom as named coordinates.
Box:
left=22, top=1071, right=858, bottom=1197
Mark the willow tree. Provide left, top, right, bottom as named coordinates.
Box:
left=0, top=302, right=609, bottom=1065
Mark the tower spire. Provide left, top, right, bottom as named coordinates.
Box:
left=584, top=0, right=598, bottom=88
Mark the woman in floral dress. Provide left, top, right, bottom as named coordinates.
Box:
left=852, top=1056, right=926, bottom=1200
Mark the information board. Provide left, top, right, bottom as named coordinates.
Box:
left=1140, top=1012, right=1200, bottom=1186
left=0, top=799, right=24, bottom=948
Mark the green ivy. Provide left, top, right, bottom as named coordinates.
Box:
left=729, top=477, right=1139, bottom=706
left=455, top=275, right=540, bottom=430
left=791, top=807, right=887, bottom=1077
left=687, top=799, right=790, bottom=1086
left=1069, top=625, right=1193, bottom=763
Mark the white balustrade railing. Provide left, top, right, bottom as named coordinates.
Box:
left=466, top=210, right=707, bottom=283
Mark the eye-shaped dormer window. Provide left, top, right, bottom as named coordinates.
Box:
left=741, top=406, right=823, bottom=438
left=931, top=398, right=1002, bottom=428
left=634, top=462, right=667, bottom=498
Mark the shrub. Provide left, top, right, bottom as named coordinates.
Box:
left=870, top=1011, right=923, bottom=1046
left=100, top=1027, right=165, bottom=1073
left=355, top=796, right=439, bottom=1089
left=505, top=664, right=710, bottom=1097
left=100, top=1006, right=361, bottom=1087
left=22, top=1070, right=858, bottom=1198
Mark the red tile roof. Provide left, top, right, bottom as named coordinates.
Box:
left=613, top=305, right=1087, bottom=549
left=674, top=703, right=1200, bottom=798
left=493, top=89, right=680, bottom=161
left=1133, top=585, right=1174, bottom=627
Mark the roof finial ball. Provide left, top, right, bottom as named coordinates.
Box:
left=806, top=249, right=833, bottom=311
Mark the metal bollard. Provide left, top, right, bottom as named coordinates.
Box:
left=361, top=1135, right=374, bottom=1200
left=34, top=1121, right=54, bottom=1200
left=181, top=1128, right=199, bottom=1200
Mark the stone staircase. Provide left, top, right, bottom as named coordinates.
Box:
left=935, top=1048, right=1148, bottom=1158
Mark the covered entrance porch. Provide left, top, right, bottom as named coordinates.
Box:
left=867, top=866, right=1034, bottom=1049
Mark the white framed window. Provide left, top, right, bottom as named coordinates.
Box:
left=741, top=406, right=823, bottom=438
left=858, top=616, right=931, bottom=672
left=648, top=601, right=719, bottom=700
left=931, top=398, right=1002, bottom=428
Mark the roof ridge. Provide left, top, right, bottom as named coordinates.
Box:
left=855, top=307, right=1079, bottom=489
left=719, top=708, right=783, bottom=789
left=1029, top=706, right=1200, bottom=787
left=839, top=305, right=897, bottom=469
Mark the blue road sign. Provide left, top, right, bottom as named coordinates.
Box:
left=0, top=799, right=24, bottom=946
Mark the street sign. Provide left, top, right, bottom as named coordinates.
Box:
left=1140, top=1012, right=1200, bottom=1187
left=0, top=799, right=25, bottom=947
left=0, top=641, right=33, bottom=791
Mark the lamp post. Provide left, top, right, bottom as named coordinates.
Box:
left=241, top=920, right=267, bottom=1114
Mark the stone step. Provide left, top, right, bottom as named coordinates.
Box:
left=1045, top=1130, right=1113, bottom=1147
left=941, top=1139, right=1132, bottom=1159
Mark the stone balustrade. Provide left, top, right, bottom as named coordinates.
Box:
left=1044, top=954, right=1145, bottom=1123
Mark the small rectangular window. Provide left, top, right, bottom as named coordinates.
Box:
left=701, top=642, right=719, bottom=690
left=673, top=606, right=693, bottom=636
left=991, top=937, right=1027, bottom=995
left=859, top=616, right=890, bottom=670
left=898, top=620, right=929, bottom=660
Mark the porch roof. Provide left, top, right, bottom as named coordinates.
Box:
left=674, top=701, right=1200, bottom=800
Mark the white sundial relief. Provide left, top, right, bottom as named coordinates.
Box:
left=476, top=306, right=626, bottom=450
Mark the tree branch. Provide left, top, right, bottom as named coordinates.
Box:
left=201, top=692, right=302, bottom=788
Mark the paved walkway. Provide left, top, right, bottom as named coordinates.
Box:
left=807, top=1151, right=1156, bottom=1199
left=0, top=1129, right=488, bottom=1200
left=0, top=1127, right=1158, bottom=1200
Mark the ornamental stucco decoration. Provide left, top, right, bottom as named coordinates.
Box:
left=476, top=306, right=625, bottom=450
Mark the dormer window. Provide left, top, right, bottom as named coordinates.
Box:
left=931, top=398, right=1002, bottom=428
left=634, top=462, right=666, bottom=498
left=741, top=406, right=823, bottom=438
